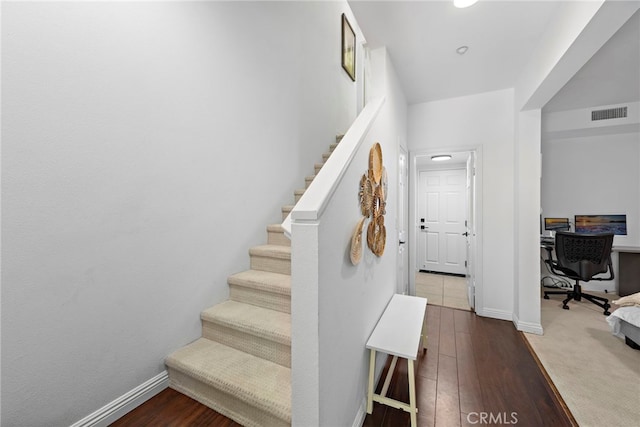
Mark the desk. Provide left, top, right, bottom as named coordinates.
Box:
left=366, top=294, right=427, bottom=427
left=541, top=240, right=640, bottom=296
left=614, top=246, right=640, bottom=296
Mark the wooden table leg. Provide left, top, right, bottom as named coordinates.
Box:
left=380, top=356, right=398, bottom=398
left=422, top=310, right=428, bottom=353
left=367, top=349, right=376, bottom=414
left=408, top=359, right=417, bottom=427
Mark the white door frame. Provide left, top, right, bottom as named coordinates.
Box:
left=397, top=143, right=409, bottom=295
left=465, top=152, right=476, bottom=311
left=408, top=147, right=483, bottom=314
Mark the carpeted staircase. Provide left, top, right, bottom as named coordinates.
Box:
left=165, top=136, right=342, bottom=427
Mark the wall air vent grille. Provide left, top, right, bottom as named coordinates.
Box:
left=591, top=106, right=627, bottom=121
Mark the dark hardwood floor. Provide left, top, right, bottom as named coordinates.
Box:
left=110, top=387, right=242, bottom=427
left=110, top=306, right=574, bottom=427
left=363, top=305, right=575, bottom=427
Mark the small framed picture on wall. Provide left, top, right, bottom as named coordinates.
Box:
left=341, top=13, right=356, bottom=81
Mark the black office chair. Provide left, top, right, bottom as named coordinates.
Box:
left=542, top=231, right=614, bottom=315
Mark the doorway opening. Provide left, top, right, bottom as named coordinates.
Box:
left=409, top=148, right=482, bottom=313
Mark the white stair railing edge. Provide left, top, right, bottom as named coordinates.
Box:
left=281, top=96, right=386, bottom=238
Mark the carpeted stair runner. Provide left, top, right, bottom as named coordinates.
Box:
left=266, top=224, right=291, bottom=247
left=249, top=245, right=291, bottom=276
left=228, top=270, right=291, bottom=313
left=201, top=300, right=291, bottom=368
left=166, top=338, right=291, bottom=427
left=165, top=135, right=342, bottom=426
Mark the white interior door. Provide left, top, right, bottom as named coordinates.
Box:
left=397, top=146, right=409, bottom=294
left=417, top=169, right=467, bottom=275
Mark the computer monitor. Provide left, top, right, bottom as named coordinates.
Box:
left=544, top=217, right=570, bottom=231
left=575, top=214, right=627, bottom=235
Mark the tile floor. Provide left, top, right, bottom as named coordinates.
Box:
left=416, top=272, right=471, bottom=311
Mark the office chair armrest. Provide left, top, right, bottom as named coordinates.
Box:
left=545, top=259, right=570, bottom=278
left=542, top=246, right=564, bottom=275
left=542, top=245, right=554, bottom=263
left=589, top=256, right=615, bottom=281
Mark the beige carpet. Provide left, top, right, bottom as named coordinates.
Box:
left=524, top=294, right=640, bottom=427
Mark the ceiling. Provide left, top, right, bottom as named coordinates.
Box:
left=544, top=8, right=640, bottom=112
left=349, top=1, right=640, bottom=110
left=415, top=151, right=470, bottom=168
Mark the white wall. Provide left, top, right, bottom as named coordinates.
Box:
left=541, top=130, right=640, bottom=291
left=542, top=132, right=640, bottom=246
left=512, top=0, right=639, bottom=334
left=408, top=89, right=515, bottom=319
left=1, top=2, right=359, bottom=425
left=290, top=47, right=407, bottom=427
left=513, top=109, right=543, bottom=334
left=317, top=48, right=407, bottom=427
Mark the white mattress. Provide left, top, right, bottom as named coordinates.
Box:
left=607, top=306, right=640, bottom=338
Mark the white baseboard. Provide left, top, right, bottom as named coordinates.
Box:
left=476, top=307, right=512, bottom=321
left=352, top=397, right=367, bottom=427
left=70, top=371, right=169, bottom=427
left=512, top=313, right=544, bottom=335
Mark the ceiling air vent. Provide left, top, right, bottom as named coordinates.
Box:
left=591, top=106, right=627, bottom=121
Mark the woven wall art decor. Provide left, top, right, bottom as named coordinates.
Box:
left=350, top=142, right=387, bottom=264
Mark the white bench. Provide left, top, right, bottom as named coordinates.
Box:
left=366, top=294, right=427, bottom=427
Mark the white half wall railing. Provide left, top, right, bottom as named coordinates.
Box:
left=284, top=95, right=386, bottom=427
left=281, top=96, right=385, bottom=237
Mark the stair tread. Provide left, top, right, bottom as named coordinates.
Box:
left=228, top=270, right=291, bottom=295
left=249, top=244, right=291, bottom=259
left=202, top=300, right=291, bottom=344
left=294, top=188, right=306, bottom=194
left=266, top=224, right=285, bottom=232
left=166, top=338, right=291, bottom=419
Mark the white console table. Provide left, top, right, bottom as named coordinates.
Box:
left=366, top=294, right=427, bottom=427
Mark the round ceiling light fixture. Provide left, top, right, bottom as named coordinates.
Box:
left=454, top=0, right=479, bottom=8
left=456, top=46, right=469, bottom=55
left=431, top=155, right=452, bottom=162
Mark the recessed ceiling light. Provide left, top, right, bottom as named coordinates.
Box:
left=454, top=0, right=479, bottom=8
left=456, top=46, right=469, bottom=55
left=431, top=155, right=452, bottom=162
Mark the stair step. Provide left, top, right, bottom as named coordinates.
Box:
left=336, top=134, right=344, bottom=142
left=281, top=205, right=294, bottom=221
left=294, top=188, right=305, bottom=203
left=166, top=338, right=291, bottom=427
left=305, top=175, right=315, bottom=189
left=228, top=269, right=291, bottom=313
left=164, top=135, right=347, bottom=426
left=249, top=245, right=291, bottom=275
left=201, top=300, right=291, bottom=367
left=267, top=224, right=290, bottom=247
